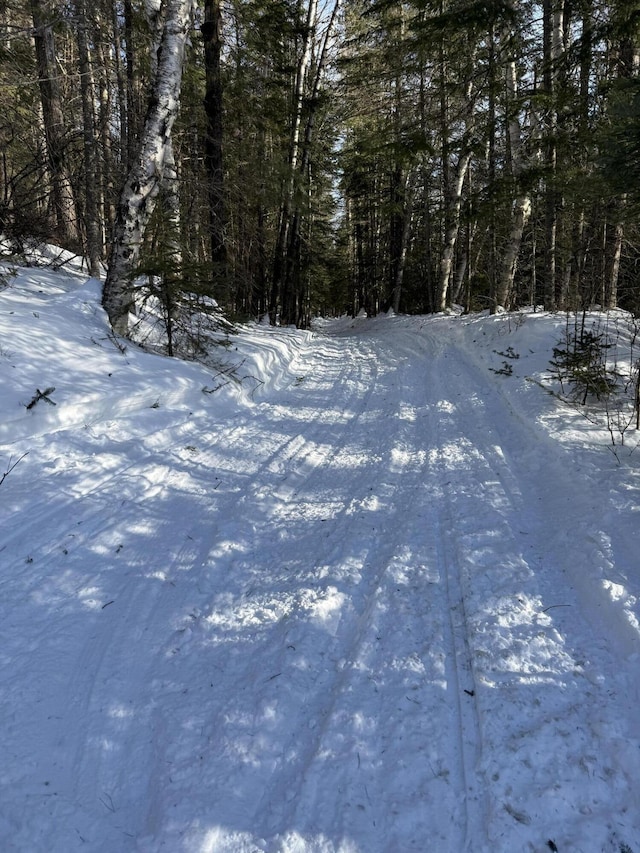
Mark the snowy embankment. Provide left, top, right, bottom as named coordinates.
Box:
left=1, top=256, right=639, bottom=853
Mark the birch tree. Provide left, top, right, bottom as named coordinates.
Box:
left=495, top=13, right=533, bottom=310
left=269, top=0, right=319, bottom=324
left=280, top=0, right=342, bottom=326
left=102, top=0, right=194, bottom=336
left=436, top=51, right=476, bottom=312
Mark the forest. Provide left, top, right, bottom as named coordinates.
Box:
left=3, top=5, right=640, bottom=848
left=1, top=0, right=639, bottom=337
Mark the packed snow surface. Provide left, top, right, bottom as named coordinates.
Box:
left=1, top=255, right=640, bottom=853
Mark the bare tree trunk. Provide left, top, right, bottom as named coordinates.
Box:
left=74, top=0, right=101, bottom=276
left=541, top=0, right=564, bottom=310
left=270, top=0, right=318, bottom=323
left=496, top=29, right=532, bottom=310
left=31, top=0, right=79, bottom=247
left=159, top=138, right=182, bottom=355
left=92, top=8, right=116, bottom=238
left=452, top=199, right=476, bottom=308
left=123, top=0, right=137, bottom=170
left=102, top=0, right=193, bottom=335
left=487, top=20, right=498, bottom=309
left=391, top=170, right=415, bottom=313
left=566, top=2, right=592, bottom=309
left=436, top=32, right=475, bottom=313
left=603, top=206, right=624, bottom=309
left=437, top=149, right=472, bottom=311
left=601, top=22, right=637, bottom=310
left=281, top=0, right=342, bottom=325
left=203, top=0, right=227, bottom=298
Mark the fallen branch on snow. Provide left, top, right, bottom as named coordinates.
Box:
left=26, top=387, right=56, bottom=409
left=0, top=452, right=28, bottom=487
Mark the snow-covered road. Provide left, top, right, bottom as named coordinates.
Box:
left=1, top=266, right=639, bottom=853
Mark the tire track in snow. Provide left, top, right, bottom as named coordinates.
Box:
left=328, top=325, right=488, bottom=849
left=2, top=386, right=375, bottom=850
left=400, top=328, right=488, bottom=851
left=129, top=331, right=392, bottom=846
left=427, top=384, right=487, bottom=851
left=255, top=477, right=426, bottom=841
left=239, top=328, right=480, bottom=850
left=422, top=338, right=640, bottom=851
left=0, top=410, right=212, bottom=560
left=443, top=338, right=640, bottom=661
left=138, top=331, right=448, bottom=847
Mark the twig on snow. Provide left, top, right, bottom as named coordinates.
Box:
left=0, top=452, right=28, bottom=487
left=99, top=792, right=116, bottom=813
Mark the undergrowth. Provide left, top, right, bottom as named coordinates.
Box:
left=549, top=311, right=640, bottom=451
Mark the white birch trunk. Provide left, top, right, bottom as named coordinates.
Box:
left=103, top=0, right=193, bottom=335
left=270, top=0, right=318, bottom=321
left=604, top=209, right=625, bottom=309
left=496, top=49, right=532, bottom=309
left=290, top=0, right=318, bottom=177
left=437, top=149, right=472, bottom=312
left=436, top=55, right=476, bottom=314
left=391, top=170, right=416, bottom=314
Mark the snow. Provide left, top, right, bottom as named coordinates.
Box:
left=1, top=256, right=640, bottom=853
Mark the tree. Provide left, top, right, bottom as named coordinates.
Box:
left=30, top=0, right=79, bottom=248
left=0, top=0, right=636, bottom=326
left=495, top=2, right=534, bottom=310
left=102, top=0, right=194, bottom=336
left=202, top=0, right=227, bottom=294
left=73, top=0, right=101, bottom=276
left=268, top=0, right=319, bottom=324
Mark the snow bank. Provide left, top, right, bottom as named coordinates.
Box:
left=1, top=263, right=639, bottom=853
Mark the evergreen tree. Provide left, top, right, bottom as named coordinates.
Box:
left=0, top=0, right=635, bottom=328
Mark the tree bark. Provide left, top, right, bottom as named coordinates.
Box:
left=436, top=32, right=475, bottom=312
left=74, top=0, right=101, bottom=276
left=281, top=0, right=341, bottom=325
left=541, top=0, right=564, bottom=310
left=391, top=170, right=415, bottom=314
left=603, top=214, right=623, bottom=309
left=31, top=0, right=79, bottom=248
left=203, top=0, right=227, bottom=296
left=496, top=35, right=532, bottom=310
left=103, top=0, right=193, bottom=335
left=270, top=0, right=318, bottom=324
left=437, top=149, right=472, bottom=312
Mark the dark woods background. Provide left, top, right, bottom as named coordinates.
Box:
left=1, top=0, right=639, bottom=330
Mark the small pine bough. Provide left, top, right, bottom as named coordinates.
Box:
left=490, top=346, right=520, bottom=376
left=26, top=387, right=56, bottom=409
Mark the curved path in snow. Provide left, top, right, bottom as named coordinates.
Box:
left=1, top=311, right=639, bottom=853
